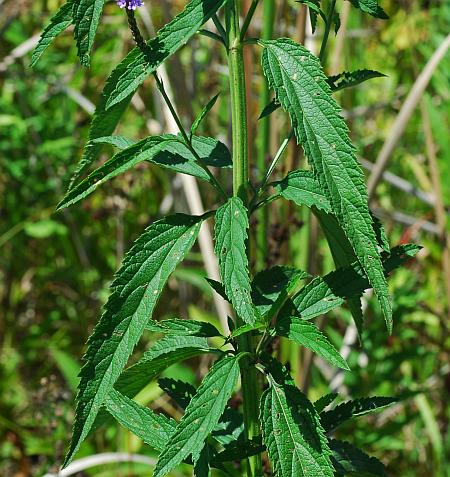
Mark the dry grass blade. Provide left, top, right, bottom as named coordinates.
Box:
left=367, top=33, right=450, bottom=199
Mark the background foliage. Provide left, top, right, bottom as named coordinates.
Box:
left=0, top=0, right=449, bottom=475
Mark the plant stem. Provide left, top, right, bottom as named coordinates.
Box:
left=319, top=0, right=336, bottom=62
left=226, top=1, right=249, bottom=203
left=226, top=1, right=262, bottom=476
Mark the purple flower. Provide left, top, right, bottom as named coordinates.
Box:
left=116, top=0, right=144, bottom=9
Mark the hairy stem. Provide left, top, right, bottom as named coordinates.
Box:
left=226, top=1, right=262, bottom=476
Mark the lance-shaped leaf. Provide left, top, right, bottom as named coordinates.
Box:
left=59, top=135, right=230, bottom=209
left=330, top=440, right=387, bottom=476
left=193, top=446, right=211, bottom=477
left=153, top=355, right=241, bottom=477
left=327, top=69, right=386, bottom=92
left=261, top=372, right=334, bottom=477
left=105, top=389, right=176, bottom=452
left=90, top=336, right=212, bottom=435
left=321, top=396, right=398, bottom=433
left=314, top=393, right=339, bottom=413
left=348, top=0, right=388, bottom=19
left=258, top=98, right=280, bottom=120
left=63, top=213, right=205, bottom=467
left=158, top=377, right=244, bottom=446
left=274, top=170, right=331, bottom=212
left=275, top=171, right=365, bottom=332
left=105, top=389, right=219, bottom=476
left=70, top=0, right=226, bottom=187
left=73, top=0, right=105, bottom=67
left=158, top=378, right=196, bottom=409
left=31, top=0, right=73, bottom=67
left=59, top=136, right=176, bottom=209
left=146, top=318, right=222, bottom=338
left=260, top=38, right=392, bottom=331
left=281, top=244, right=420, bottom=322
left=205, top=278, right=230, bottom=302
left=191, top=93, right=220, bottom=136
left=107, top=0, right=226, bottom=110
left=274, top=316, right=349, bottom=370
left=298, top=0, right=326, bottom=33
left=314, top=210, right=365, bottom=336
left=213, top=437, right=265, bottom=463
left=252, top=266, right=310, bottom=319
left=215, top=197, right=258, bottom=324
left=113, top=335, right=211, bottom=400
left=91, top=135, right=135, bottom=149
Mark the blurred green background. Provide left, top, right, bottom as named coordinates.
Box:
left=0, top=0, right=449, bottom=475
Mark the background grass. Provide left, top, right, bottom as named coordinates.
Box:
left=0, top=0, right=449, bottom=475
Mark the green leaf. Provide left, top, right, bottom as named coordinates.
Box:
left=106, top=389, right=218, bottom=477
left=153, top=355, right=241, bottom=477
left=283, top=245, right=420, bottom=322
left=371, top=213, right=390, bottom=253
left=205, top=278, right=230, bottom=302
left=106, top=0, right=226, bottom=110
left=297, top=1, right=326, bottom=33
left=73, top=0, right=105, bottom=67
left=213, top=437, right=265, bottom=463
left=330, top=440, right=387, bottom=476
left=230, top=322, right=266, bottom=339
left=211, top=407, right=245, bottom=445
left=146, top=318, right=223, bottom=338
left=49, top=348, right=80, bottom=393
left=58, top=337, right=211, bottom=441
left=260, top=38, right=392, bottom=331
left=91, top=135, right=136, bottom=149
left=327, top=70, right=386, bottom=92
left=348, top=0, right=388, bottom=19
left=158, top=378, right=245, bottom=446
left=261, top=369, right=334, bottom=477
left=69, top=0, right=226, bottom=187
left=314, top=393, right=339, bottom=413
left=193, top=446, right=211, bottom=477
left=333, top=12, right=341, bottom=34
left=191, top=93, right=220, bottom=136
left=60, top=135, right=230, bottom=208
left=31, top=0, right=73, bottom=67
left=274, top=316, right=350, bottom=370
left=215, top=197, right=259, bottom=325
left=24, top=219, right=67, bottom=238
left=258, top=98, right=280, bottom=120
left=321, top=396, right=398, bottom=433
left=252, top=266, right=310, bottom=319
left=114, top=335, right=211, bottom=399
left=58, top=135, right=176, bottom=209
left=63, top=214, right=204, bottom=467
left=158, top=378, right=196, bottom=409
left=105, top=389, right=176, bottom=452
left=274, top=170, right=331, bottom=212
left=314, top=210, right=364, bottom=336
